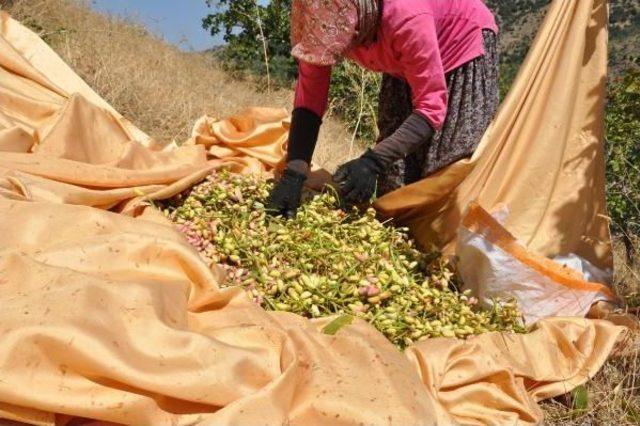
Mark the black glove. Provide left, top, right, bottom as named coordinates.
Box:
left=266, top=167, right=307, bottom=218
left=334, top=149, right=385, bottom=205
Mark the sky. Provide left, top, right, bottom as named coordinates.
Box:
left=90, top=0, right=224, bottom=51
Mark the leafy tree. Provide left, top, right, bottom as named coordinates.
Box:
left=203, top=0, right=295, bottom=85
left=605, top=69, right=640, bottom=257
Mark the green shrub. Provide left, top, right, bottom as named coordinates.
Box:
left=203, top=0, right=295, bottom=86
left=329, top=62, right=381, bottom=141
left=605, top=69, right=640, bottom=242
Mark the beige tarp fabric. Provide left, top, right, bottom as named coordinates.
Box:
left=375, top=0, right=613, bottom=272
left=0, top=11, right=149, bottom=147
left=0, top=1, right=629, bottom=425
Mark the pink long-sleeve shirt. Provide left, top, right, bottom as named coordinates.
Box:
left=294, top=0, right=498, bottom=129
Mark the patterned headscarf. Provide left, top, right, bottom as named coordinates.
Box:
left=291, top=0, right=380, bottom=66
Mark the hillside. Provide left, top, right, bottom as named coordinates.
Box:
left=487, top=0, right=640, bottom=80
left=0, top=0, right=355, bottom=171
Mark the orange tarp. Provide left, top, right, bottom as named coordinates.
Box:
left=0, top=1, right=628, bottom=425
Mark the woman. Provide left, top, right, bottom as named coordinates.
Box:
left=268, top=0, right=500, bottom=218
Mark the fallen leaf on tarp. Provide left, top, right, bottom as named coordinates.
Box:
left=322, top=314, right=354, bottom=335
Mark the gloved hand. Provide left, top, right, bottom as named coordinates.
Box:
left=266, top=166, right=307, bottom=218
left=334, top=149, right=385, bottom=205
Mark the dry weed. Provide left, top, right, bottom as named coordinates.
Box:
left=543, top=240, right=640, bottom=425
left=543, top=342, right=640, bottom=426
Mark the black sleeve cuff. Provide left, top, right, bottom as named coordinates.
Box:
left=286, top=108, right=322, bottom=164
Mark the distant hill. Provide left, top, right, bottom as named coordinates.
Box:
left=486, top=0, right=640, bottom=83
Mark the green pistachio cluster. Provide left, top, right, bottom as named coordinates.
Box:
left=160, top=170, right=525, bottom=349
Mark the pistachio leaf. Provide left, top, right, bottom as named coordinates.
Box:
left=622, top=399, right=640, bottom=423
left=322, top=314, right=354, bottom=336
left=572, top=385, right=589, bottom=411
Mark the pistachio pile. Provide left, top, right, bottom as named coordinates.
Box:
left=160, top=170, right=525, bottom=348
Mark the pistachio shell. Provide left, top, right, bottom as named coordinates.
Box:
left=162, top=170, right=525, bottom=350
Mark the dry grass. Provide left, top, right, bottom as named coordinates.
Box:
left=2, top=0, right=358, bottom=171
left=612, top=239, right=640, bottom=308
left=543, top=353, right=640, bottom=425
left=2, top=0, right=640, bottom=424
left=543, top=240, right=640, bottom=425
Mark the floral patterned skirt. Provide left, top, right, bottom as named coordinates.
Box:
left=376, top=30, right=500, bottom=196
